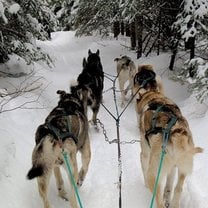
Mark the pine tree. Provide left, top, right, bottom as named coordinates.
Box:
left=0, top=0, right=57, bottom=66
left=47, top=0, right=78, bottom=31
left=74, top=0, right=119, bottom=36
left=173, top=0, right=208, bottom=102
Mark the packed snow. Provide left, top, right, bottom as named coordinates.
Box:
left=0, top=31, right=207, bottom=208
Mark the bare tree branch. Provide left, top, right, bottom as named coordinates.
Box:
left=0, top=74, right=50, bottom=114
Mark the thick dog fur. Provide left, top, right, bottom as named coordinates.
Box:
left=27, top=90, right=91, bottom=208
left=134, top=65, right=203, bottom=208
left=77, top=49, right=104, bottom=126
left=114, top=56, right=136, bottom=107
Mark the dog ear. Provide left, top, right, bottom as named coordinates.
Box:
left=88, top=49, right=92, bottom=55
left=76, top=88, right=83, bottom=100
left=83, top=58, right=87, bottom=68
left=70, top=85, right=76, bottom=95
left=114, top=58, right=119, bottom=62
left=57, top=90, right=66, bottom=98
left=96, top=49, right=99, bottom=55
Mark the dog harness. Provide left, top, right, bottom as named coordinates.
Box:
left=45, top=112, right=78, bottom=144
left=145, top=102, right=178, bottom=147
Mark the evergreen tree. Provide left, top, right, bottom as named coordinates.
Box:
left=47, top=0, right=78, bottom=31
left=74, top=0, right=119, bottom=36
left=0, top=0, right=57, bottom=66
left=173, top=0, right=208, bottom=102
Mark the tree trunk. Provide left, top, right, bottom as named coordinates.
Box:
left=130, top=21, right=136, bottom=50
left=157, top=9, right=162, bottom=55
left=136, top=15, right=143, bottom=59
left=169, top=40, right=179, bottom=71
left=113, top=21, right=120, bottom=39
left=126, top=23, right=131, bottom=37
left=189, top=36, right=195, bottom=60
left=121, top=22, right=124, bottom=35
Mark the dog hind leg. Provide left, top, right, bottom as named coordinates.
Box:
left=78, top=136, right=91, bottom=186
left=148, top=172, right=164, bottom=208
left=169, top=170, right=185, bottom=208
left=170, top=153, right=193, bottom=208
left=91, top=104, right=100, bottom=127
left=163, top=167, right=176, bottom=207
left=63, top=151, right=79, bottom=208
left=37, top=173, right=52, bottom=208
left=124, top=83, right=131, bottom=96
left=62, top=141, right=79, bottom=208
left=147, top=149, right=165, bottom=208
left=54, top=166, right=69, bottom=201
left=140, top=150, right=150, bottom=188
left=140, top=140, right=150, bottom=187
left=118, top=76, right=126, bottom=107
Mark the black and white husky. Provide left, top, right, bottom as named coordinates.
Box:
left=27, top=89, right=91, bottom=208
left=76, top=49, right=104, bottom=126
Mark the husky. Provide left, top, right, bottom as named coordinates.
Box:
left=27, top=89, right=91, bottom=208
left=134, top=64, right=203, bottom=208
left=114, top=55, right=136, bottom=107
left=76, top=49, right=104, bottom=126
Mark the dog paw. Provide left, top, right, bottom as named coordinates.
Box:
left=120, top=102, right=125, bottom=108
left=58, top=190, right=69, bottom=201
left=163, top=190, right=171, bottom=205
left=164, top=201, right=170, bottom=208
left=124, top=89, right=128, bottom=95
left=77, top=179, right=83, bottom=187
left=169, top=203, right=179, bottom=208
left=89, top=120, right=99, bottom=131
left=78, top=170, right=86, bottom=186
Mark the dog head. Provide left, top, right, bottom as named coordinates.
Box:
left=86, top=49, right=101, bottom=68
left=71, top=83, right=92, bottom=102
left=56, top=90, right=84, bottom=115
left=133, top=65, right=158, bottom=98
left=114, top=56, right=132, bottom=68
left=70, top=82, right=93, bottom=114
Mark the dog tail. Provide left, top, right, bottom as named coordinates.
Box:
left=27, top=165, right=44, bottom=180
left=194, top=147, right=203, bottom=154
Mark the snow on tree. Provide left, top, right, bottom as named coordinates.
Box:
left=174, top=0, right=208, bottom=41
left=74, top=0, right=119, bottom=36
left=173, top=0, right=208, bottom=102
left=0, top=0, right=58, bottom=67
left=47, top=0, right=78, bottom=31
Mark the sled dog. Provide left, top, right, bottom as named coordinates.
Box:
left=134, top=64, right=203, bottom=208
left=114, top=55, right=136, bottom=107
left=27, top=89, right=91, bottom=208
left=77, top=49, right=104, bottom=126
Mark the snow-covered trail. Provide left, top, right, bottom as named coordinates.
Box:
left=0, top=31, right=207, bottom=208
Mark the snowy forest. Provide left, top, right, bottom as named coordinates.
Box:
left=0, top=0, right=208, bottom=208
left=0, top=0, right=208, bottom=103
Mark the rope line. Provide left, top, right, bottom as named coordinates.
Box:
left=150, top=149, right=166, bottom=208
left=100, top=70, right=139, bottom=208
left=149, top=114, right=177, bottom=208
left=62, top=151, right=84, bottom=208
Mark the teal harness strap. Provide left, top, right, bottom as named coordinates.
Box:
left=150, top=148, right=166, bottom=208
left=151, top=105, right=164, bottom=129
left=63, top=151, right=84, bottom=208
left=149, top=110, right=178, bottom=208
left=162, top=116, right=177, bottom=150
left=46, top=116, right=78, bottom=144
